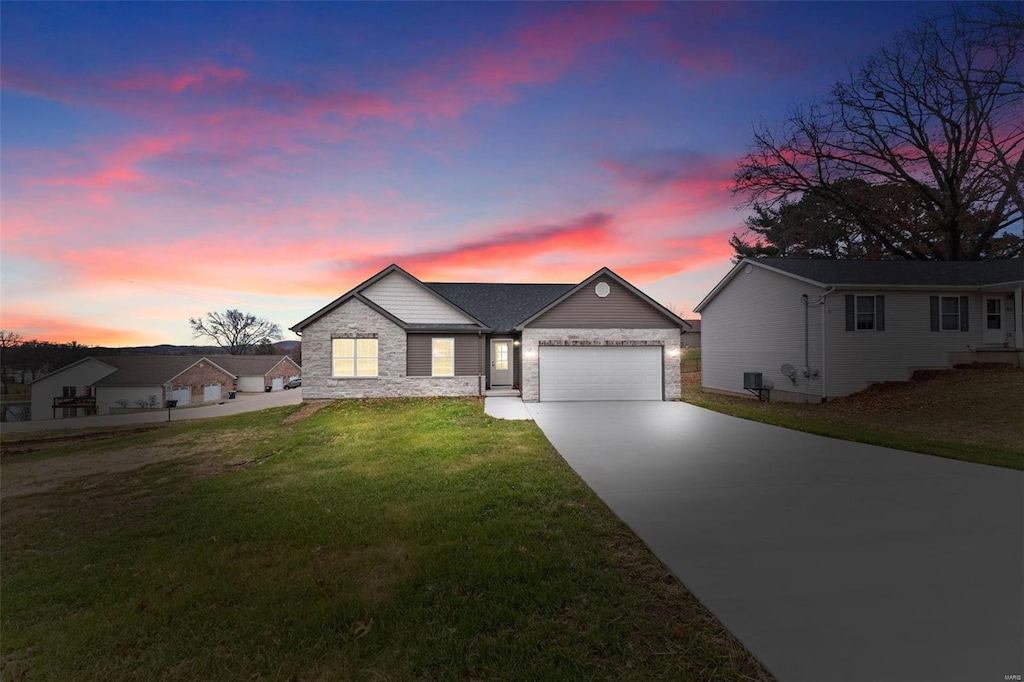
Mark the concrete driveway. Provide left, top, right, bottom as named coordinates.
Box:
left=526, top=401, right=1023, bottom=682
left=2, top=389, right=303, bottom=434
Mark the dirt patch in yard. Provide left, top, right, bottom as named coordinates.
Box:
left=282, top=400, right=332, bottom=425
left=1, top=436, right=203, bottom=500
left=824, top=363, right=1024, bottom=450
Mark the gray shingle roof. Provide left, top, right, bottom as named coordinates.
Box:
left=92, top=356, right=234, bottom=386
left=759, top=258, right=1023, bottom=287
left=213, top=355, right=295, bottom=377
left=425, top=283, right=575, bottom=333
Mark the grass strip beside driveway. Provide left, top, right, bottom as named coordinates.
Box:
left=2, top=398, right=773, bottom=681
left=681, top=365, right=1024, bottom=471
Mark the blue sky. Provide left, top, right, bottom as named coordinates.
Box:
left=1, top=1, right=938, bottom=345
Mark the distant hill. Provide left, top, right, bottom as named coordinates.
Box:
left=91, top=340, right=300, bottom=356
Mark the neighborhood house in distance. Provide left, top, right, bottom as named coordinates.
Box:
left=291, top=264, right=694, bottom=402
left=31, top=355, right=300, bottom=421
left=696, top=258, right=1024, bottom=403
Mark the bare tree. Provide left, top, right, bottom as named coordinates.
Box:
left=0, top=330, right=23, bottom=395
left=733, top=3, right=1024, bottom=260
left=189, top=310, right=282, bottom=355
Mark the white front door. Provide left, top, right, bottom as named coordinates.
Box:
left=983, top=297, right=1005, bottom=345
left=203, top=384, right=221, bottom=402
left=490, top=339, right=513, bottom=387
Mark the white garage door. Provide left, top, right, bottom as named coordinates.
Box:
left=203, top=384, right=221, bottom=402
left=170, top=388, right=191, bottom=406
left=539, top=346, right=662, bottom=401
left=272, top=377, right=284, bottom=391
left=237, top=376, right=263, bottom=392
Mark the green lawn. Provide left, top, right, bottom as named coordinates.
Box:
left=1, top=398, right=772, bottom=681
left=682, top=364, right=1024, bottom=471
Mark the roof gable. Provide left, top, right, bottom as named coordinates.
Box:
left=291, top=264, right=489, bottom=332
left=516, top=267, right=690, bottom=330
left=212, top=355, right=299, bottom=377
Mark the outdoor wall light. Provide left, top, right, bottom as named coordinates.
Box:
left=513, top=340, right=521, bottom=346
left=666, top=347, right=680, bottom=357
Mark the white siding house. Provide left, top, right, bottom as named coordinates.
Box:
left=29, top=358, right=117, bottom=420
left=699, top=264, right=825, bottom=402
left=695, top=258, right=1023, bottom=402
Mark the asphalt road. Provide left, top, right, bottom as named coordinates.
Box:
left=1, top=389, right=303, bottom=433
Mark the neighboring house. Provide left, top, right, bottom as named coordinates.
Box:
left=681, top=319, right=701, bottom=348
left=214, top=355, right=302, bottom=392
left=30, top=355, right=236, bottom=420
left=695, top=258, right=1024, bottom=402
left=291, top=264, right=694, bottom=402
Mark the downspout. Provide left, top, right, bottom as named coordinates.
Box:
left=820, top=287, right=834, bottom=401
left=801, top=294, right=810, bottom=374
left=478, top=331, right=483, bottom=396
left=1016, top=286, right=1023, bottom=351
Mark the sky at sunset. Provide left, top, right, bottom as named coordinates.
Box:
left=1, top=1, right=940, bottom=347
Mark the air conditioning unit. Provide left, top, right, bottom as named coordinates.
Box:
left=743, top=372, right=763, bottom=390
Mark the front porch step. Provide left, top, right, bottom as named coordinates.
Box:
left=484, top=389, right=521, bottom=397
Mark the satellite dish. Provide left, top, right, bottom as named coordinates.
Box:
left=780, top=363, right=796, bottom=377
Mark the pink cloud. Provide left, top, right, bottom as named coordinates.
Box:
left=110, top=65, right=248, bottom=93
left=39, top=132, right=191, bottom=193
left=1, top=309, right=150, bottom=346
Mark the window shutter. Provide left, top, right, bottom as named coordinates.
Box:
left=930, top=296, right=940, bottom=331
left=875, top=295, right=885, bottom=331
left=845, top=295, right=855, bottom=331
left=959, top=296, right=969, bottom=332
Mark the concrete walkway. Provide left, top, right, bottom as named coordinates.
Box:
left=2, top=389, right=303, bottom=433
left=526, top=400, right=1024, bottom=682
left=484, top=397, right=533, bottom=420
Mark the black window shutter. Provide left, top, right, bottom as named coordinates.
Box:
left=845, top=295, right=855, bottom=331
left=930, top=296, right=940, bottom=331
left=875, top=295, right=885, bottom=331
left=959, top=296, right=969, bottom=332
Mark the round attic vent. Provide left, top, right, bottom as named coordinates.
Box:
left=745, top=264, right=753, bottom=273
left=595, top=282, right=610, bottom=298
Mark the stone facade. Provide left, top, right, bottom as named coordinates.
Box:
left=167, top=359, right=236, bottom=403
left=303, top=298, right=482, bottom=399
left=520, top=327, right=681, bottom=401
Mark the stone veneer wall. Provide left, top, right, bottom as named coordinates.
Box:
left=520, top=327, right=681, bottom=402
left=303, top=298, right=481, bottom=399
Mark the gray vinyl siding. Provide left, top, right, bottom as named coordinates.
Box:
left=407, top=334, right=482, bottom=377
left=529, top=275, right=678, bottom=328
left=363, top=272, right=475, bottom=324
left=701, top=266, right=825, bottom=400
left=824, top=290, right=985, bottom=396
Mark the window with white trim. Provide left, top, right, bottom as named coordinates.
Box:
left=332, top=338, right=378, bottom=377
left=432, top=338, right=455, bottom=377
left=856, top=295, right=876, bottom=330
left=940, top=296, right=961, bottom=331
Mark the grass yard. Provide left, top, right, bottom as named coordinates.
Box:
left=1, top=398, right=772, bottom=681
left=682, top=364, right=1024, bottom=471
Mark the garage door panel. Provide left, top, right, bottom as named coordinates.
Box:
left=170, top=388, right=191, bottom=406
left=539, top=346, right=662, bottom=401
